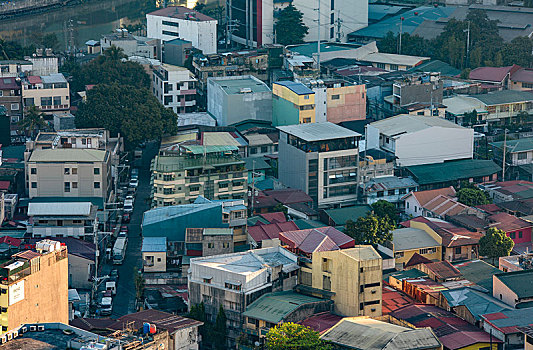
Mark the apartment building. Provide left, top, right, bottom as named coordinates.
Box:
left=151, top=145, right=247, bottom=207
left=278, top=122, right=361, bottom=208
left=0, top=60, right=32, bottom=78
left=384, top=73, right=443, bottom=116
left=272, top=81, right=315, bottom=126
left=27, top=202, right=98, bottom=239
left=22, top=73, right=69, bottom=114
left=188, top=247, right=299, bottom=347
left=207, top=76, right=272, bottom=126
left=0, top=77, right=22, bottom=125
left=0, top=240, right=68, bottom=335
left=101, top=29, right=160, bottom=59
left=152, top=64, right=197, bottom=114
left=146, top=6, right=217, bottom=54
left=298, top=246, right=382, bottom=317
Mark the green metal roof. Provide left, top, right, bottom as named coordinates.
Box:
left=247, top=216, right=270, bottom=226
left=182, top=145, right=239, bottom=155
left=293, top=219, right=326, bottom=230
left=323, top=205, right=372, bottom=226
left=472, top=90, right=533, bottom=106
left=30, top=197, right=105, bottom=209
left=386, top=268, right=427, bottom=283
left=495, top=270, right=533, bottom=299
left=453, top=260, right=500, bottom=293
left=491, top=138, right=533, bottom=153
left=408, top=60, right=461, bottom=77
left=441, top=287, right=511, bottom=321
left=243, top=291, right=326, bottom=324
left=153, top=154, right=244, bottom=172
left=406, top=159, right=501, bottom=186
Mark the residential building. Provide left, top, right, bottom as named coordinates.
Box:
left=468, top=65, right=520, bottom=89
left=405, top=159, right=501, bottom=191
left=185, top=227, right=234, bottom=257
left=278, top=122, right=361, bottom=208
left=453, top=259, right=501, bottom=293
left=481, top=308, right=533, bottom=349
left=244, top=133, right=277, bottom=158
left=298, top=246, right=383, bottom=317
left=499, top=252, right=533, bottom=272
left=244, top=157, right=270, bottom=184
left=403, top=187, right=457, bottom=218
left=0, top=240, right=68, bottom=334
left=146, top=6, right=217, bottom=54
left=26, top=48, right=59, bottom=76
left=359, top=148, right=395, bottom=184
left=319, top=205, right=372, bottom=228
left=279, top=226, right=355, bottom=258
left=363, top=176, right=418, bottom=206
left=272, top=81, right=315, bottom=126
left=101, top=29, right=160, bottom=59
left=510, top=67, right=533, bottom=91
left=0, top=77, right=22, bottom=127
left=242, top=291, right=332, bottom=343
left=162, top=38, right=193, bottom=66
left=519, top=326, right=533, bottom=350
left=320, top=316, right=441, bottom=350
left=248, top=221, right=299, bottom=248
left=491, top=138, right=533, bottom=181
left=26, top=148, right=110, bottom=200
left=485, top=212, right=533, bottom=246
left=301, top=79, right=366, bottom=124
left=0, top=60, right=32, bottom=78
left=188, top=247, right=299, bottom=347
left=392, top=224, right=442, bottom=267
left=493, top=270, right=533, bottom=308
left=151, top=145, right=248, bottom=207
left=152, top=63, right=197, bottom=114
left=365, top=115, right=474, bottom=167
left=391, top=304, right=500, bottom=350
left=53, top=113, right=76, bottom=131
left=21, top=73, right=70, bottom=114
left=27, top=202, right=98, bottom=239
left=207, top=76, right=272, bottom=126
left=142, top=237, right=167, bottom=273
left=384, top=73, right=443, bottom=117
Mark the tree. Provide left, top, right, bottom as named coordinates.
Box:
left=188, top=302, right=206, bottom=322
left=371, top=200, right=399, bottom=223
left=345, top=214, right=393, bottom=245
left=103, top=45, right=127, bottom=61
left=273, top=203, right=288, bottom=217
left=0, top=39, right=35, bottom=60
left=274, top=5, right=309, bottom=45
left=265, top=323, right=331, bottom=350
left=214, top=306, right=227, bottom=350
left=378, top=32, right=433, bottom=57
left=76, top=84, right=178, bottom=149
left=133, top=268, right=145, bottom=301
left=456, top=187, right=492, bottom=206
left=19, top=106, right=47, bottom=137
left=479, top=227, right=514, bottom=265
left=501, top=37, right=533, bottom=68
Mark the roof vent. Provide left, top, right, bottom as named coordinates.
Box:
left=240, top=87, right=252, bottom=93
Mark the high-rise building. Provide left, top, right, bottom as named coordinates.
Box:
left=152, top=64, right=197, bottom=114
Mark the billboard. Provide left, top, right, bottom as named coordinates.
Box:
left=8, top=281, right=24, bottom=306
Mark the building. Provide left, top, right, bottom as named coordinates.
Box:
left=0, top=77, right=22, bottom=127
left=27, top=202, right=98, bottom=239
left=279, top=226, right=355, bottom=257
left=188, top=247, right=299, bottom=346
left=146, top=6, right=217, bottom=54
left=0, top=60, right=32, bottom=78
left=302, top=79, right=366, bottom=124
left=392, top=225, right=442, bottom=267
left=185, top=227, right=234, bottom=257
left=363, top=176, right=418, bottom=206
left=0, top=240, right=68, bottom=334
left=365, top=115, right=474, bottom=167
left=468, top=65, right=520, bottom=89
left=26, top=148, right=110, bottom=200
left=510, top=67, right=533, bottom=91
left=481, top=308, right=533, bottom=349
left=453, top=259, right=501, bottom=293
left=320, top=316, right=441, bottom=350
left=151, top=145, right=248, bottom=207
left=207, top=76, right=272, bottom=126
left=162, top=38, right=193, bottom=66
left=272, top=81, right=315, bottom=126
left=100, top=29, right=160, bottom=59
left=319, top=205, right=372, bottom=228
left=152, top=63, right=197, bottom=114
left=142, top=237, right=167, bottom=273
left=298, top=246, right=382, bottom=317
left=493, top=270, right=533, bottom=309
left=403, top=187, right=456, bottom=218
left=242, top=291, right=332, bottom=343
left=499, top=252, right=533, bottom=273
left=248, top=220, right=299, bottom=248
left=21, top=73, right=70, bottom=114
left=278, top=122, right=361, bottom=208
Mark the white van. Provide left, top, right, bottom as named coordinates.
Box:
left=106, top=281, right=116, bottom=295
left=124, top=199, right=133, bottom=213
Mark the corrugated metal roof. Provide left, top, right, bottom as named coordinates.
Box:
left=203, top=228, right=233, bottom=236
left=406, top=159, right=501, bottom=186
left=472, top=90, right=533, bottom=106
left=369, top=114, right=464, bottom=137
left=277, top=122, right=361, bottom=142
left=142, top=237, right=167, bottom=252
left=41, top=73, right=67, bottom=84
left=393, top=227, right=440, bottom=251
left=28, top=202, right=92, bottom=216
left=274, top=81, right=314, bottom=95
left=29, top=148, right=107, bottom=162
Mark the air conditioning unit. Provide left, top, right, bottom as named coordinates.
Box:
left=1, top=336, right=6, bottom=343
left=37, top=325, right=45, bottom=331
left=21, top=327, right=27, bottom=334
left=29, top=326, right=37, bottom=332
left=6, top=333, right=12, bottom=341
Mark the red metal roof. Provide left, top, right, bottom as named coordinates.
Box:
left=404, top=252, right=432, bottom=267
left=13, top=250, right=41, bottom=260
left=511, top=68, right=533, bottom=84
left=259, top=212, right=287, bottom=224
left=27, top=76, right=42, bottom=84
left=0, top=181, right=10, bottom=191
left=0, top=77, right=20, bottom=90
left=148, top=6, right=215, bottom=21
left=488, top=212, right=532, bottom=232
left=0, top=236, right=21, bottom=247
left=469, top=66, right=515, bottom=83
left=248, top=221, right=299, bottom=243
left=263, top=189, right=313, bottom=205
left=299, top=312, right=343, bottom=334
left=279, top=227, right=354, bottom=255
left=381, top=284, right=414, bottom=315
left=423, top=261, right=462, bottom=280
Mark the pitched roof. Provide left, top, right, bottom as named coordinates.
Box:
left=259, top=212, right=287, bottom=224
left=247, top=221, right=299, bottom=243
left=487, top=212, right=532, bottom=232
left=404, top=253, right=432, bottom=268
left=491, top=137, right=533, bottom=153
left=147, top=6, right=215, bottom=21
left=322, top=205, right=372, bottom=226
left=365, top=176, right=418, bottom=192
left=110, top=309, right=203, bottom=333
left=469, top=66, right=514, bottom=83
left=28, top=202, right=92, bottom=216
left=402, top=217, right=482, bottom=248
left=263, top=189, right=313, bottom=204
left=422, top=195, right=469, bottom=217
left=69, top=318, right=115, bottom=331
left=243, top=291, right=326, bottom=324
left=280, top=227, right=354, bottom=254
left=453, top=260, right=500, bottom=293
left=406, top=159, right=501, bottom=186
left=142, top=237, right=167, bottom=253
left=26, top=237, right=96, bottom=261
left=511, top=68, right=533, bottom=84
left=0, top=236, right=21, bottom=247
left=481, top=308, right=533, bottom=335
left=393, top=227, right=440, bottom=251
left=404, top=187, right=456, bottom=207
left=441, top=287, right=512, bottom=321
left=382, top=284, right=415, bottom=315
left=494, top=270, right=533, bottom=299
left=369, top=114, right=464, bottom=137
left=423, top=261, right=462, bottom=280
left=274, top=81, right=314, bottom=95
left=472, top=90, right=533, bottom=105
left=299, top=312, right=344, bottom=334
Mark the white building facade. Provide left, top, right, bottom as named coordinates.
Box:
left=152, top=64, right=197, bottom=114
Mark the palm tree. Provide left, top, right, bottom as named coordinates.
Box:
left=103, top=45, right=126, bottom=61
left=19, top=106, right=47, bottom=138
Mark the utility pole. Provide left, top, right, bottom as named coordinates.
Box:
left=251, top=159, right=256, bottom=214
left=316, top=0, right=321, bottom=75
left=464, top=21, right=470, bottom=68
left=335, top=10, right=343, bottom=42
left=398, top=17, right=404, bottom=55
left=502, top=129, right=507, bottom=180
left=245, top=0, right=249, bottom=48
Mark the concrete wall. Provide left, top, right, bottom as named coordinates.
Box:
left=278, top=132, right=310, bottom=193
left=143, top=251, right=167, bottom=273
left=173, top=326, right=201, bottom=350
left=68, top=253, right=93, bottom=289
left=202, top=235, right=234, bottom=256
left=326, top=85, right=367, bottom=124
left=493, top=275, right=518, bottom=308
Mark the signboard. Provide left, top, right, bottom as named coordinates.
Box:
left=8, top=280, right=24, bottom=306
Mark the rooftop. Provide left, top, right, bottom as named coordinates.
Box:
left=322, top=205, right=372, bottom=226
left=393, top=227, right=440, bottom=251
left=469, top=65, right=515, bottom=83
left=274, top=81, right=314, bottom=95
left=288, top=42, right=356, bottom=57
left=263, top=189, right=313, bottom=204
left=494, top=269, right=533, bottom=299
left=403, top=187, right=456, bottom=207
left=443, top=95, right=487, bottom=116
left=209, top=76, right=271, bottom=94
left=0, top=77, right=20, bottom=90
left=29, top=148, right=107, bottom=163
left=147, top=5, right=216, bottom=21
left=152, top=153, right=244, bottom=172
left=243, top=291, right=327, bottom=324
left=488, top=212, right=532, bottom=232
left=142, top=202, right=221, bottom=227
left=491, top=137, right=533, bottom=153
left=141, top=237, right=167, bottom=253
left=299, top=312, right=344, bottom=334
left=248, top=221, right=299, bottom=243
left=279, top=227, right=354, bottom=254
left=453, top=260, right=501, bottom=293
left=481, top=307, right=533, bottom=335
left=365, top=176, right=418, bottom=192
left=40, top=73, right=67, bottom=84
left=512, top=68, right=533, bottom=84
left=471, top=90, right=533, bottom=106
left=368, top=114, right=464, bottom=137
left=277, top=122, right=361, bottom=142
left=441, top=287, right=512, bottom=321
left=406, top=159, right=501, bottom=186
left=110, top=309, right=203, bottom=333
left=408, top=60, right=461, bottom=77
left=28, top=202, right=92, bottom=217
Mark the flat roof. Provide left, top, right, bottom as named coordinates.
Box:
left=29, top=148, right=107, bottom=163
left=277, top=122, right=361, bottom=141
left=142, top=237, right=167, bottom=252
left=369, top=114, right=464, bottom=137
left=209, top=76, right=271, bottom=94
left=40, top=73, right=67, bottom=84
left=495, top=270, right=533, bottom=299
left=471, top=90, right=533, bottom=105
left=28, top=202, right=92, bottom=216
left=147, top=5, right=215, bottom=21
left=274, top=81, right=314, bottom=95
left=393, top=227, right=440, bottom=251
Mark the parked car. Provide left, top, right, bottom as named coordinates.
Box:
left=100, top=297, right=113, bottom=316
left=129, top=178, right=139, bottom=188
left=109, top=269, right=119, bottom=282
left=120, top=225, right=128, bottom=233
left=122, top=213, right=131, bottom=223
left=125, top=195, right=134, bottom=201
left=124, top=199, right=133, bottom=213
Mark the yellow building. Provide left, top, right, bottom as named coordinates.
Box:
left=0, top=239, right=68, bottom=336
left=392, top=222, right=442, bottom=267
left=299, top=246, right=382, bottom=317
left=272, top=81, right=315, bottom=126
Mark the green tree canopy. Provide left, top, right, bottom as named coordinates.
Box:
left=479, top=227, right=514, bottom=265
left=265, top=322, right=331, bottom=350
left=19, top=106, right=48, bottom=137
left=371, top=200, right=399, bottom=223
left=456, top=187, right=492, bottom=207
left=377, top=32, right=433, bottom=57
left=345, top=214, right=393, bottom=245
left=214, top=306, right=227, bottom=350
left=275, top=5, right=309, bottom=45
left=75, top=84, right=178, bottom=149
left=0, top=39, right=36, bottom=60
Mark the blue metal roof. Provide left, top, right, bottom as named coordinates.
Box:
left=141, top=237, right=167, bottom=252
left=274, top=81, right=314, bottom=95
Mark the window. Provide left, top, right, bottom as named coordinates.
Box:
left=377, top=63, right=386, bottom=69
left=331, top=94, right=340, bottom=100
left=395, top=252, right=404, bottom=258
left=24, top=97, right=34, bottom=106
left=390, top=64, right=399, bottom=71
left=157, top=258, right=161, bottom=262
left=222, top=242, right=229, bottom=249
left=330, top=27, right=334, bottom=39
left=419, top=247, right=436, bottom=255
left=207, top=243, right=214, bottom=249
left=399, top=188, right=406, bottom=195
left=510, top=232, right=516, bottom=239
left=163, top=174, right=173, bottom=181
left=10, top=103, right=19, bottom=110
left=82, top=138, right=86, bottom=145
left=72, top=182, right=78, bottom=189
left=40, top=97, right=52, bottom=106
left=31, top=182, right=37, bottom=188
left=72, top=168, right=77, bottom=175
left=323, top=275, right=331, bottom=291
left=94, top=182, right=100, bottom=189
left=219, top=182, right=229, bottom=189
left=330, top=13, right=335, bottom=24
left=64, top=168, right=70, bottom=175
left=64, top=182, right=70, bottom=192
left=94, top=168, right=100, bottom=175
left=304, top=95, right=310, bottom=100
left=377, top=191, right=384, bottom=198
left=250, top=147, right=257, bottom=155
left=261, top=146, right=268, bottom=153
left=190, top=185, right=200, bottom=192
left=203, top=278, right=212, bottom=284
left=162, top=20, right=179, bottom=27
left=406, top=202, right=410, bottom=209
left=387, top=190, right=396, bottom=196
left=30, top=168, right=37, bottom=175
left=519, top=231, right=523, bottom=238
left=455, top=247, right=462, bottom=254
left=518, top=152, right=528, bottom=160
left=330, top=0, right=334, bottom=9
left=163, top=187, right=173, bottom=195
left=53, top=96, right=61, bottom=106
left=162, top=30, right=180, bottom=37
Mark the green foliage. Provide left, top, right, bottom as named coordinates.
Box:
left=76, top=84, right=178, bottom=149
left=133, top=268, right=145, bottom=300
left=479, top=227, right=514, bottom=264
left=456, top=187, right=492, bottom=206
left=0, top=39, right=36, bottom=60
left=371, top=200, right=399, bottom=223
left=273, top=203, right=288, bottom=217
left=188, top=302, right=206, bottom=322
left=214, top=306, right=227, bottom=350
left=19, top=106, right=48, bottom=137
left=275, top=5, right=309, bottom=45
left=345, top=214, right=393, bottom=245
left=378, top=32, right=433, bottom=57
left=265, top=322, right=331, bottom=350
left=187, top=303, right=227, bottom=350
